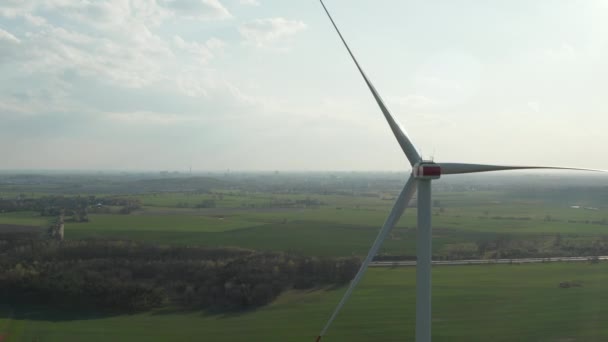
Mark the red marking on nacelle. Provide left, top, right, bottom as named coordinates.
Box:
left=413, top=163, right=441, bottom=179
left=421, top=165, right=441, bottom=177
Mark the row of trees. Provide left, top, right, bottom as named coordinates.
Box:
left=0, top=195, right=142, bottom=218
left=443, top=235, right=608, bottom=260
left=0, top=240, right=360, bottom=312
left=0, top=196, right=90, bottom=216
left=374, top=234, right=608, bottom=261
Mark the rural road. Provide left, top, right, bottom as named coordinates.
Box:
left=370, top=256, right=608, bottom=267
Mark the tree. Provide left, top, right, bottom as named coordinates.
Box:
left=554, top=233, right=562, bottom=247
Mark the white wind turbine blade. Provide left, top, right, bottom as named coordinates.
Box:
left=316, top=176, right=418, bottom=341
left=319, top=0, right=421, bottom=166
left=439, top=163, right=607, bottom=175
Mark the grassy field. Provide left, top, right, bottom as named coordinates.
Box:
left=1, top=174, right=607, bottom=341
left=0, top=191, right=608, bottom=256
left=0, top=191, right=516, bottom=257
left=70, top=214, right=259, bottom=233
left=61, top=190, right=608, bottom=257
left=0, top=212, right=49, bottom=227
left=2, top=262, right=608, bottom=342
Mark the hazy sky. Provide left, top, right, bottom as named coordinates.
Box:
left=1, top=0, right=607, bottom=171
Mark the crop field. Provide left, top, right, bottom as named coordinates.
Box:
left=0, top=212, right=49, bottom=227
left=1, top=172, right=607, bottom=341
left=2, top=263, right=608, bottom=342
left=55, top=189, right=608, bottom=257
left=0, top=186, right=599, bottom=257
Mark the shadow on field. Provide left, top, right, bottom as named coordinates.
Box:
left=0, top=286, right=346, bottom=322
left=0, top=305, right=252, bottom=323
left=0, top=303, right=265, bottom=322
left=132, top=305, right=266, bottom=319
left=0, top=304, right=244, bottom=323
left=0, top=304, right=117, bottom=322
left=325, top=284, right=344, bottom=291
left=207, top=307, right=259, bottom=319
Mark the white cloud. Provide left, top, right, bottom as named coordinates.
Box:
left=239, top=0, right=260, bottom=6
left=14, top=23, right=172, bottom=88
left=0, top=28, right=21, bottom=63
left=527, top=101, right=541, bottom=113
left=1, top=1, right=175, bottom=88
left=175, top=70, right=212, bottom=97
left=388, top=94, right=436, bottom=109
left=0, top=28, right=20, bottom=43
left=206, top=37, right=225, bottom=52
left=0, top=77, right=77, bottom=118
left=1, top=0, right=230, bottom=26
left=158, top=0, right=231, bottom=20
left=23, top=13, right=47, bottom=26
left=0, top=99, right=31, bottom=116
left=105, top=110, right=201, bottom=124
left=417, top=76, right=463, bottom=92
left=542, top=43, right=577, bottom=61
left=0, top=0, right=250, bottom=125
left=239, top=17, right=307, bottom=48
left=0, top=0, right=230, bottom=91
left=60, top=1, right=134, bottom=28
left=173, top=35, right=224, bottom=64
left=173, top=35, right=214, bottom=63
left=1, top=0, right=607, bottom=171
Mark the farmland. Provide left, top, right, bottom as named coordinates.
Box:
left=2, top=263, right=608, bottom=342
left=53, top=185, right=608, bottom=257
left=0, top=171, right=607, bottom=341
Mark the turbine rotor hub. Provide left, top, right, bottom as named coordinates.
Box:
left=413, top=162, right=441, bottom=180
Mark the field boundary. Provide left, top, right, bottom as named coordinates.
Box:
left=370, top=255, right=608, bottom=267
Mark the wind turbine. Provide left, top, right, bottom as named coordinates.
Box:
left=316, top=1, right=605, bottom=341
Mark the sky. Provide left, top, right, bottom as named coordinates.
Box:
left=1, top=0, right=607, bottom=172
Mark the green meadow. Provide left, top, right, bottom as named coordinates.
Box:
left=1, top=173, right=607, bottom=341
left=0, top=212, right=49, bottom=227
left=2, top=263, right=608, bottom=342
left=55, top=189, right=608, bottom=257
left=2, top=188, right=604, bottom=257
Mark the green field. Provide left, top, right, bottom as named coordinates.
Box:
left=4, top=188, right=605, bottom=259
left=61, top=191, right=608, bottom=258
left=0, top=212, right=48, bottom=227
left=2, top=263, right=608, bottom=342
left=2, top=173, right=607, bottom=341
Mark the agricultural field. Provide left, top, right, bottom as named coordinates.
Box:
left=1, top=190, right=601, bottom=257
left=63, top=187, right=608, bottom=258
left=0, top=212, right=49, bottom=227
left=1, top=173, right=607, bottom=258
left=2, top=263, right=608, bottom=341
left=1, top=172, right=607, bottom=341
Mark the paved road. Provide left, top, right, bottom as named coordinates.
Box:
left=370, top=256, right=608, bottom=267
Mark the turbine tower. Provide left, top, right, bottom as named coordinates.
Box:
left=316, top=1, right=604, bottom=341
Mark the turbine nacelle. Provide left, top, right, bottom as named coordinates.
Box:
left=413, top=162, right=441, bottom=180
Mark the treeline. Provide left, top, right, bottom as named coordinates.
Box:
left=476, top=214, right=608, bottom=226
left=441, top=234, right=608, bottom=260
left=239, top=197, right=325, bottom=209
left=0, top=195, right=142, bottom=218
left=0, top=196, right=90, bottom=216
left=0, top=174, right=225, bottom=195
left=0, top=240, right=360, bottom=312
left=374, top=234, right=608, bottom=261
